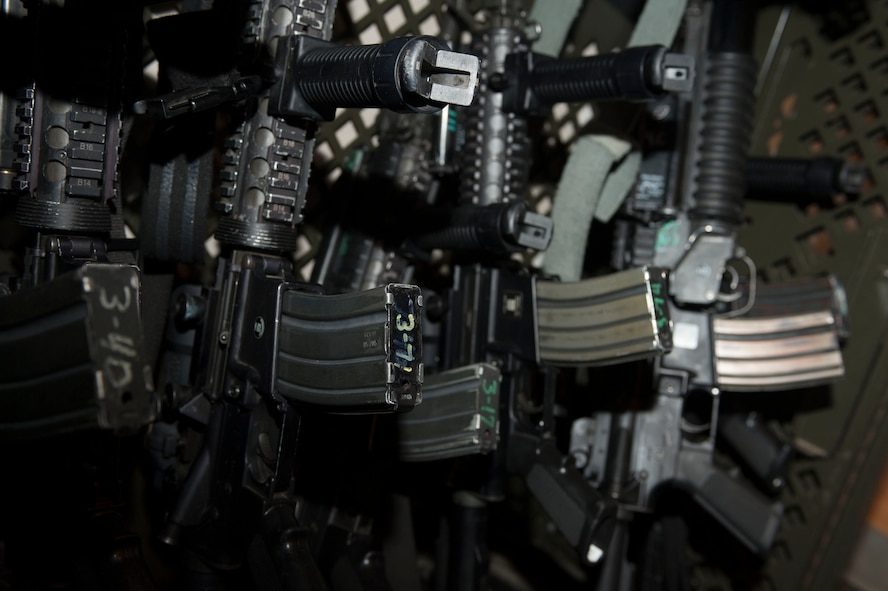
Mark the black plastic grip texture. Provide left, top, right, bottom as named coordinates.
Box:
left=415, top=204, right=515, bottom=253
left=529, top=45, right=661, bottom=104
left=689, top=52, right=757, bottom=227
left=746, top=157, right=853, bottom=197
left=297, top=44, right=383, bottom=107
left=295, top=36, right=452, bottom=113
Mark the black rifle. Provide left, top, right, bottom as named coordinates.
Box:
left=141, top=1, right=484, bottom=588
left=588, top=1, right=850, bottom=587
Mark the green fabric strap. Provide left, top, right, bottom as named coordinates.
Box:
left=543, top=0, right=687, bottom=280
left=596, top=150, right=642, bottom=223
left=543, top=135, right=635, bottom=281
left=529, top=0, right=583, bottom=57
left=628, top=0, right=688, bottom=48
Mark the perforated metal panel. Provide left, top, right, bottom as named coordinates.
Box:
left=741, top=3, right=888, bottom=590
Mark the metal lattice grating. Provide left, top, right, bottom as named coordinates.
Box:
left=742, top=2, right=888, bottom=590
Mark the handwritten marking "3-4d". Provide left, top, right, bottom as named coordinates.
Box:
left=97, top=283, right=137, bottom=390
